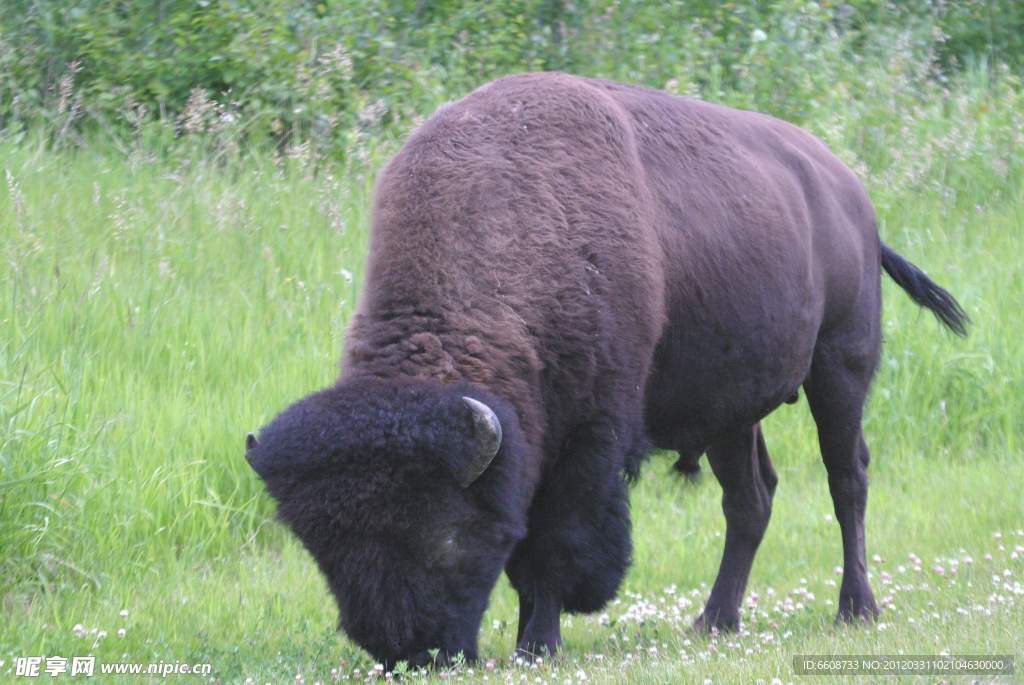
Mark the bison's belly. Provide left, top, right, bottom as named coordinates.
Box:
left=643, top=305, right=817, bottom=454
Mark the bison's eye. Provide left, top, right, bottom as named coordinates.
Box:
left=439, top=534, right=459, bottom=562
left=424, top=528, right=460, bottom=568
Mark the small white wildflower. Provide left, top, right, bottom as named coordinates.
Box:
left=120, top=609, right=129, bottom=619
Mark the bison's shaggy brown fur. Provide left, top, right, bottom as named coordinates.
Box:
left=247, top=73, right=967, bottom=668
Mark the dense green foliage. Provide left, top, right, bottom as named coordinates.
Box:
left=2, top=0, right=1023, bottom=149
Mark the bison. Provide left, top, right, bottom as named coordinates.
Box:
left=245, top=72, right=968, bottom=668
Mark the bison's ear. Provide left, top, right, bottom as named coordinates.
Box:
left=246, top=433, right=258, bottom=451
left=459, top=397, right=502, bottom=488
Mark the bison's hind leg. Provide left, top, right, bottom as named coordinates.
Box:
left=694, top=423, right=778, bottom=633
left=803, top=340, right=881, bottom=625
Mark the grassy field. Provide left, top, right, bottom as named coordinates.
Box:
left=2, top=69, right=1023, bottom=684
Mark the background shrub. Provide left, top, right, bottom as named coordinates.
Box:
left=1, top=0, right=1022, bottom=152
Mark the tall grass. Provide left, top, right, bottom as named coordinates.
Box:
left=1, top=46, right=1022, bottom=685
left=0, top=140, right=382, bottom=586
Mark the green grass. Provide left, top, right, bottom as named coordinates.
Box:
left=2, top=69, right=1023, bottom=684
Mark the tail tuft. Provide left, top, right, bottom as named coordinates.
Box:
left=881, top=243, right=970, bottom=336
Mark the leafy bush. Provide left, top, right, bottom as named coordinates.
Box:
left=1, top=0, right=1021, bottom=153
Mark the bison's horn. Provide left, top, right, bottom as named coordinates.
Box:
left=460, top=397, right=502, bottom=487
left=246, top=433, right=258, bottom=451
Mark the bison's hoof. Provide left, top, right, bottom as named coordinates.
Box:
left=833, top=597, right=880, bottom=626
left=514, top=641, right=558, bottom=664
left=690, top=610, right=739, bottom=635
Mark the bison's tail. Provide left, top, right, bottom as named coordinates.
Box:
left=880, top=243, right=970, bottom=337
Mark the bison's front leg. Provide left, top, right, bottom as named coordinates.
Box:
left=505, top=426, right=635, bottom=659
left=695, top=423, right=777, bottom=633
left=509, top=579, right=562, bottom=659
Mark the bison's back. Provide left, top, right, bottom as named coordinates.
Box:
left=347, top=71, right=880, bottom=473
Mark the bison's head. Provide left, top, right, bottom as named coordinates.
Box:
left=245, top=377, right=528, bottom=668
